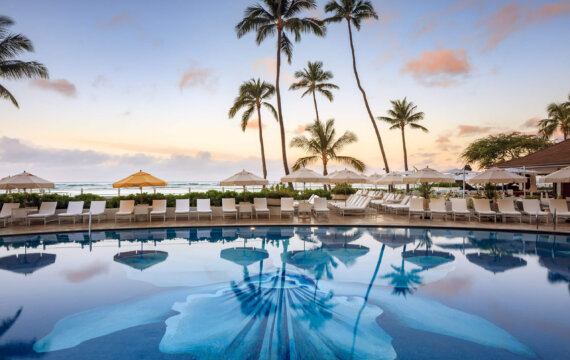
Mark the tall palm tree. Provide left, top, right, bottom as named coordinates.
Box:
left=324, top=0, right=389, bottom=172
left=0, top=16, right=48, bottom=108
left=229, top=78, right=278, bottom=179
left=377, top=97, right=428, bottom=172
left=290, top=118, right=365, bottom=176
left=538, top=100, right=570, bottom=140
left=236, top=0, right=326, bottom=176
left=289, top=61, right=339, bottom=122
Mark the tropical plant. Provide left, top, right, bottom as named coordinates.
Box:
left=290, top=118, right=365, bottom=175
left=0, top=16, right=49, bottom=108
left=460, top=132, right=551, bottom=168
left=377, top=97, right=427, bottom=172
left=324, top=0, right=389, bottom=172
left=229, top=78, right=277, bottom=179
left=236, top=0, right=326, bottom=176
left=538, top=100, right=570, bottom=140
left=289, top=61, right=338, bottom=121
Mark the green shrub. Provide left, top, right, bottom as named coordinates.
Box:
left=331, top=184, right=357, bottom=195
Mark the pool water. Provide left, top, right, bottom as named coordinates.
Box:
left=0, top=226, right=569, bottom=359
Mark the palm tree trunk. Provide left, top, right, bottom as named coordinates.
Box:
left=401, top=126, right=409, bottom=192
left=257, top=105, right=268, bottom=179
left=323, top=157, right=329, bottom=190
left=346, top=20, right=390, bottom=173
left=275, top=29, right=291, bottom=177
left=312, top=90, right=320, bottom=122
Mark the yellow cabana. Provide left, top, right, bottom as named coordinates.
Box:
left=113, top=170, right=167, bottom=203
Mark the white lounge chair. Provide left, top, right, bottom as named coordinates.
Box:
left=408, top=198, right=426, bottom=219
left=280, top=197, right=294, bottom=218
left=196, top=199, right=212, bottom=220
left=339, top=197, right=373, bottom=216
left=385, top=195, right=411, bottom=214
left=312, top=198, right=329, bottom=219
left=450, top=198, right=471, bottom=221
left=58, top=201, right=84, bottom=224
left=27, top=202, right=57, bottom=225
left=238, top=202, right=253, bottom=219
left=549, top=199, right=570, bottom=223
left=174, top=199, right=190, bottom=221
left=82, top=201, right=106, bottom=223
left=522, top=199, right=549, bottom=224
left=222, top=198, right=238, bottom=219
left=0, top=203, right=20, bottom=226
left=115, top=200, right=135, bottom=223
left=473, top=199, right=496, bottom=222
left=253, top=198, right=270, bottom=219
left=150, top=199, right=167, bottom=222
left=428, top=199, right=448, bottom=221
left=497, top=199, right=522, bottom=223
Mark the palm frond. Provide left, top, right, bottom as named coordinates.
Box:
left=333, top=155, right=366, bottom=172
left=292, top=155, right=320, bottom=170
left=262, top=101, right=278, bottom=120
left=240, top=105, right=255, bottom=132
left=0, top=34, right=33, bottom=60
left=280, top=33, right=293, bottom=63
left=0, top=82, right=18, bottom=108
left=0, top=60, right=48, bottom=80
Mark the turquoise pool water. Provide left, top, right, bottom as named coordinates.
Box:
left=0, top=226, right=569, bottom=359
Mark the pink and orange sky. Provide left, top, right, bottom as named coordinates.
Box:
left=1, top=0, right=569, bottom=181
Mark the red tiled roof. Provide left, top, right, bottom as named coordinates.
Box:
left=496, top=139, right=570, bottom=168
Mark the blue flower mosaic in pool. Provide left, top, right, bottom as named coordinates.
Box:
left=0, top=226, right=569, bottom=359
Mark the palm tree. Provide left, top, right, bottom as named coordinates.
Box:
left=0, top=16, right=49, bottom=108
left=377, top=97, right=428, bottom=172
left=539, top=101, right=570, bottom=140
left=236, top=0, right=326, bottom=177
left=229, top=78, right=278, bottom=179
left=290, top=118, right=365, bottom=176
left=324, top=0, right=389, bottom=172
left=289, top=61, right=339, bottom=122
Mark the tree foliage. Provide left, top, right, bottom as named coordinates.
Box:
left=538, top=94, right=570, bottom=140
left=0, top=15, right=48, bottom=108
left=460, top=132, right=552, bottom=168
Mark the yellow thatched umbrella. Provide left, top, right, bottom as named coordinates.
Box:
left=113, top=170, right=167, bottom=203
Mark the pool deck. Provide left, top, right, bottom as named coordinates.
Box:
left=1, top=212, right=568, bottom=236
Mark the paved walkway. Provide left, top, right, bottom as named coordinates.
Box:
left=0, top=212, right=567, bottom=236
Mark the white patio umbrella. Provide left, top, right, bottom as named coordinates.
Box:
left=403, top=167, right=455, bottom=184
left=468, top=167, right=526, bottom=198
left=326, top=168, right=367, bottom=199
left=367, top=173, right=385, bottom=185
left=0, top=171, right=54, bottom=191
left=377, top=172, right=405, bottom=186
left=281, top=168, right=327, bottom=199
left=542, top=166, right=570, bottom=183
left=220, top=169, right=269, bottom=201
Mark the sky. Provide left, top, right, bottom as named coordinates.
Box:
left=1, top=0, right=569, bottom=181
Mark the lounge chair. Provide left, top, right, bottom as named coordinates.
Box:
left=280, top=197, right=294, bottom=218
left=312, top=198, right=329, bottom=219
left=339, top=197, right=373, bottom=216
left=253, top=198, right=270, bottom=219
left=385, top=195, right=411, bottom=214
left=497, top=199, right=522, bottom=223
left=522, top=199, right=549, bottom=224
left=115, top=200, right=135, bottom=223
left=27, top=202, right=57, bottom=225
left=450, top=198, right=471, bottom=221
left=58, top=201, right=85, bottom=224
left=196, top=199, right=212, bottom=220
left=473, top=199, right=496, bottom=222
left=222, top=198, right=238, bottom=220
left=549, top=199, right=570, bottom=223
left=82, top=201, right=106, bottom=223
left=0, top=203, right=20, bottom=226
left=174, top=199, right=190, bottom=221
left=150, top=199, right=167, bottom=222
left=428, top=199, right=448, bottom=220
left=238, top=202, right=253, bottom=219
left=408, top=198, right=426, bottom=219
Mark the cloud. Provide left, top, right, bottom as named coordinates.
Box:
left=179, top=63, right=215, bottom=91
left=294, top=124, right=306, bottom=134
left=479, top=2, right=570, bottom=50
left=0, top=137, right=280, bottom=181
left=61, top=261, right=109, bottom=283
left=457, top=125, right=493, bottom=136
left=415, top=0, right=477, bottom=36
left=30, top=79, right=77, bottom=97
left=105, top=13, right=132, bottom=27
left=400, top=48, right=470, bottom=86
left=245, top=118, right=266, bottom=131
left=253, top=57, right=293, bottom=83
left=522, top=117, right=540, bottom=129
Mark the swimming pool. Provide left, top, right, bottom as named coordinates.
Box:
left=0, top=226, right=568, bottom=359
